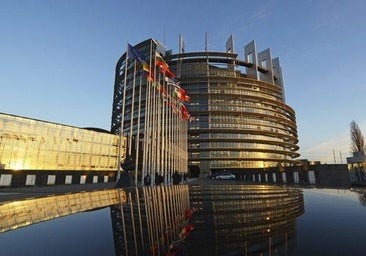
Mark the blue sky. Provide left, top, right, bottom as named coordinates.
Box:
left=1, top=0, right=366, bottom=163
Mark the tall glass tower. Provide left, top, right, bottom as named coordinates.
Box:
left=111, top=39, right=188, bottom=183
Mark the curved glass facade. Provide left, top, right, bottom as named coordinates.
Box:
left=111, top=38, right=299, bottom=178
left=168, top=44, right=299, bottom=177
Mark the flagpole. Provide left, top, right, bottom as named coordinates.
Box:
left=161, top=75, right=166, bottom=183
left=165, top=78, right=169, bottom=183
left=129, top=59, right=137, bottom=184
left=129, top=59, right=137, bottom=185
left=167, top=79, right=174, bottom=181
left=151, top=52, right=157, bottom=181
left=135, top=73, right=142, bottom=185
left=117, top=42, right=129, bottom=181
left=150, top=45, right=156, bottom=179
left=143, top=40, right=153, bottom=180
left=129, top=60, right=137, bottom=156
left=169, top=80, right=174, bottom=182
left=158, top=69, right=164, bottom=182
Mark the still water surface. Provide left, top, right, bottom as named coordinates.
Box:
left=1, top=188, right=366, bottom=256
left=295, top=189, right=366, bottom=256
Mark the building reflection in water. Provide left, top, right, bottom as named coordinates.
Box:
left=1, top=184, right=303, bottom=255
left=184, top=185, right=304, bottom=255
left=110, top=185, right=191, bottom=256
left=110, top=184, right=304, bottom=256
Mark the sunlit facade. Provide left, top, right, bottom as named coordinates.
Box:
left=0, top=113, right=122, bottom=171
left=0, top=113, right=124, bottom=186
left=168, top=37, right=300, bottom=177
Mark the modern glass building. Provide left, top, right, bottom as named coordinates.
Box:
left=167, top=36, right=299, bottom=177
left=0, top=112, right=124, bottom=187
left=112, top=36, right=299, bottom=178
left=111, top=39, right=189, bottom=184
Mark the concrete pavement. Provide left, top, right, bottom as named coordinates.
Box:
left=0, top=182, right=116, bottom=203
left=0, top=178, right=202, bottom=203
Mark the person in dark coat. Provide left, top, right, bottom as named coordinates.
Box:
left=115, top=169, right=134, bottom=188
left=155, top=172, right=160, bottom=185
left=115, top=154, right=135, bottom=188
left=172, top=171, right=181, bottom=185
left=144, top=172, right=151, bottom=186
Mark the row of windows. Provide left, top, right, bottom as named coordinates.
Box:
left=209, top=88, right=280, bottom=102
left=190, top=142, right=290, bottom=151
left=212, top=202, right=301, bottom=218
left=186, top=83, right=282, bottom=102
left=0, top=114, right=123, bottom=171
left=208, top=98, right=287, bottom=117
left=1, top=141, right=119, bottom=170
left=209, top=116, right=294, bottom=134
left=208, top=123, right=295, bottom=137
left=1, top=134, right=118, bottom=154
left=0, top=117, right=118, bottom=145
left=210, top=80, right=282, bottom=97
left=190, top=151, right=291, bottom=159
left=185, top=79, right=282, bottom=95
left=208, top=105, right=292, bottom=123
left=190, top=133, right=287, bottom=143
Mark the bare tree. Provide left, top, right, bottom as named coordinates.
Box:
left=350, top=120, right=365, bottom=153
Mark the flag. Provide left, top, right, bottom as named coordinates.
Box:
left=165, top=76, right=179, bottom=86
left=155, top=52, right=166, bottom=65
left=128, top=44, right=150, bottom=71
left=173, top=87, right=190, bottom=102
left=128, top=44, right=145, bottom=63
left=156, top=84, right=167, bottom=95
left=155, top=52, right=169, bottom=71
left=180, top=104, right=190, bottom=120
left=146, top=68, right=155, bottom=82
left=142, top=62, right=150, bottom=72
left=178, top=88, right=189, bottom=102
left=169, top=101, right=178, bottom=114
left=155, top=52, right=176, bottom=78
left=165, top=68, right=176, bottom=78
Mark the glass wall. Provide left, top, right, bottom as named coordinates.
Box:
left=168, top=50, right=299, bottom=177
left=0, top=113, right=124, bottom=171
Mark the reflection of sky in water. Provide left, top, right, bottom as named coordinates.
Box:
left=0, top=208, right=115, bottom=256
left=295, top=189, right=366, bottom=256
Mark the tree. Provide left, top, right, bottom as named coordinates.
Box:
left=350, top=120, right=365, bottom=153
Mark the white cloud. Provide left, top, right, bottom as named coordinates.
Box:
left=299, top=134, right=349, bottom=164
left=299, top=120, right=366, bottom=164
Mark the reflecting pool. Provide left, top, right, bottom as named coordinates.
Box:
left=1, top=186, right=366, bottom=256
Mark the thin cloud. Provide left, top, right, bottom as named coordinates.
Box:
left=300, top=120, right=366, bottom=164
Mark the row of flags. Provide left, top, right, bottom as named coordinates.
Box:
left=127, top=44, right=193, bottom=121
